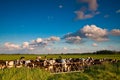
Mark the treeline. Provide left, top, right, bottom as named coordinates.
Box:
left=93, top=50, right=120, bottom=54
left=64, top=50, right=120, bottom=55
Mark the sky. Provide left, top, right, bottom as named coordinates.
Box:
left=0, top=0, right=120, bottom=54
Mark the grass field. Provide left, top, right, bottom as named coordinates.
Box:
left=0, top=54, right=120, bottom=60
left=0, top=62, right=120, bottom=80
left=0, top=54, right=120, bottom=80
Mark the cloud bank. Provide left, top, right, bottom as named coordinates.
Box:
left=3, top=36, right=60, bottom=51
left=2, top=25, right=120, bottom=53
left=4, top=42, right=21, bottom=50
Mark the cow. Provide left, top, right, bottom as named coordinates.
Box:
left=0, top=60, right=6, bottom=69
left=6, top=60, right=15, bottom=68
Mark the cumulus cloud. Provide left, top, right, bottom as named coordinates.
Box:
left=75, top=0, right=99, bottom=20
left=30, top=39, right=48, bottom=48
left=22, top=42, right=29, bottom=48
left=4, top=42, right=21, bottom=50
left=3, top=36, right=60, bottom=52
left=47, top=36, right=60, bottom=41
left=63, top=25, right=108, bottom=42
left=110, top=29, right=120, bottom=36
left=92, top=43, right=98, bottom=47
left=63, top=30, right=85, bottom=39
left=29, top=36, right=60, bottom=48
left=65, top=36, right=82, bottom=43
left=82, top=25, right=108, bottom=41
left=36, top=38, right=43, bottom=43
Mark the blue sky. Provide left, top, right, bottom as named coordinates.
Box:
left=0, top=0, right=120, bottom=54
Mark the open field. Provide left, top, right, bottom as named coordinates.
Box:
left=0, top=54, right=120, bottom=80
left=0, top=62, right=120, bottom=80
left=0, top=54, right=120, bottom=60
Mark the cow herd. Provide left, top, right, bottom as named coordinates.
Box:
left=0, top=56, right=119, bottom=73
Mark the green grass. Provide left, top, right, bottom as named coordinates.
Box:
left=48, top=62, right=120, bottom=80
left=0, top=68, right=50, bottom=80
left=0, top=54, right=120, bottom=80
left=0, top=54, right=120, bottom=60
left=0, top=62, right=120, bottom=80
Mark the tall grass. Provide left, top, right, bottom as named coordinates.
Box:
left=0, top=55, right=120, bottom=80
left=0, top=68, right=50, bottom=80
left=48, top=62, right=120, bottom=80
left=0, top=62, right=120, bottom=80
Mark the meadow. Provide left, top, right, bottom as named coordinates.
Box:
left=0, top=54, right=120, bottom=80
left=0, top=53, right=120, bottom=60
left=0, top=62, right=120, bottom=80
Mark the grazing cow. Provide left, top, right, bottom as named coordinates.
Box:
left=69, top=58, right=84, bottom=71
left=45, top=58, right=56, bottom=72
left=6, top=60, right=15, bottom=68
left=33, top=56, right=47, bottom=68
left=93, top=59, right=102, bottom=65
left=24, top=60, right=35, bottom=68
left=14, top=60, right=23, bottom=68
left=0, top=60, right=6, bottom=69
left=60, top=59, right=68, bottom=72
left=84, top=57, right=94, bottom=68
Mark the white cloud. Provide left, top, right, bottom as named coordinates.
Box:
left=36, top=38, right=43, bottom=43
left=29, top=36, right=60, bottom=48
left=3, top=36, right=60, bottom=53
left=82, top=25, right=108, bottom=41
left=63, top=25, right=109, bottom=42
left=65, top=36, right=81, bottom=43
left=110, top=29, right=120, bottom=36
left=22, top=42, right=29, bottom=48
left=4, top=42, right=21, bottom=50
left=47, top=36, right=60, bottom=41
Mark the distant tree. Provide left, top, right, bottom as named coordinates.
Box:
left=94, top=50, right=115, bottom=54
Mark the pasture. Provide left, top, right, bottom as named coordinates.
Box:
left=0, top=54, right=120, bottom=80
left=0, top=62, right=120, bottom=80
left=0, top=54, right=120, bottom=60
